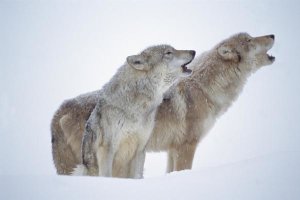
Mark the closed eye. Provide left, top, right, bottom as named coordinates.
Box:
left=134, top=60, right=142, bottom=65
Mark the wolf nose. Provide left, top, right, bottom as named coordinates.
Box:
left=269, top=34, right=275, bottom=40
left=190, top=50, right=196, bottom=57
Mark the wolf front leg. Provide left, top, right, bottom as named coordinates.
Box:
left=129, top=149, right=146, bottom=179
left=81, top=115, right=101, bottom=176
left=96, top=143, right=115, bottom=177
left=96, top=121, right=116, bottom=177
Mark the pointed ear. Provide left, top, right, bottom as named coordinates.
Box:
left=126, top=54, right=150, bottom=71
left=217, top=45, right=241, bottom=62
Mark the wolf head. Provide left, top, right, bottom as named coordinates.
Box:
left=127, top=45, right=196, bottom=85
left=217, top=33, right=275, bottom=71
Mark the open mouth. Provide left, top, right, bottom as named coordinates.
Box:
left=266, top=37, right=275, bottom=62
left=181, top=59, right=193, bottom=74
left=267, top=54, right=275, bottom=62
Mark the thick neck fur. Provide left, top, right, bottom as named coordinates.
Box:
left=188, top=50, right=253, bottom=116
left=101, top=63, right=168, bottom=115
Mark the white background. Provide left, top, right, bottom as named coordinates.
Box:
left=1, top=0, right=300, bottom=199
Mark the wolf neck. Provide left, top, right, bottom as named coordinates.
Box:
left=191, top=54, right=252, bottom=116
left=103, top=64, right=166, bottom=113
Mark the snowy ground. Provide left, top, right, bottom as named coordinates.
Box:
left=2, top=151, right=299, bottom=200
left=1, top=0, right=300, bottom=199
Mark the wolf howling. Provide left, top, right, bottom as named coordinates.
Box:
left=51, top=33, right=275, bottom=177
left=51, top=45, right=195, bottom=178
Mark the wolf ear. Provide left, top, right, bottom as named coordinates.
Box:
left=126, top=55, right=150, bottom=71
left=217, top=45, right=241, bottom=62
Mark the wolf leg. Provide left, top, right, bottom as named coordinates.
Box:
left=97, top=144, right=115, bottom=177
left=81, top=128, right=98, bottom=175
left=166, top=149, right=175, bottom=173
left=173, top=142, right=197, bottom=171
left=81, top=111, right=101, bottom=176
left=129, top=149, right=146, bottom=179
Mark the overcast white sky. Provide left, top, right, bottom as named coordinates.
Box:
left=0, top=0, right=300, bottom=178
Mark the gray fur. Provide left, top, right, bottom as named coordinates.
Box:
left=51, top=33, right=275, bottom=176
left=52, top=45, right=195, bottom=178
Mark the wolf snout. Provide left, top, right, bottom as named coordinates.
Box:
left=268, top=55, right=275, bottom=62
left=189, top=50, right=196, bottom=57
left=268, top=34, right=275, bottom=40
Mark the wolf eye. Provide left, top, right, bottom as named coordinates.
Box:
left=133, top=60, right=142, bottom=65
left=165, top=51, right=173, bottom=55
left=246, top=38, right=252, bottom=42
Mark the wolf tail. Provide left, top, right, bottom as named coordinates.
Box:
left=51, top=100, right=81, bottom=175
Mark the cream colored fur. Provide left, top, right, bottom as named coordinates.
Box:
left=147, top=33, right=275, bottom=172
left=51, top=45, right=195, bottom=178
left=51, top=33, right=275, bottom=176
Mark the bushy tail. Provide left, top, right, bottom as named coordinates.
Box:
left=51, top=102, right=80, bottom=175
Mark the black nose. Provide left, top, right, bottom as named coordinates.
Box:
left=190, top=50, right=196, bottom=57
left=269, top=34, right=275, bottom=40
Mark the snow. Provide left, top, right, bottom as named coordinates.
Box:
left=2, top=152, right=299, bottom=200
left=1, top=0, right=300, bottom=199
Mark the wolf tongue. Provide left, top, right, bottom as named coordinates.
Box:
left=185, top=68, right=192, bottom=73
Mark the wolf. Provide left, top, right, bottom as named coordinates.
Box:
left=147, top=33, right=275, bottom=172
left=51, top=33, right=275, bottom=175
left=51, top=45, right=196, bottom=178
